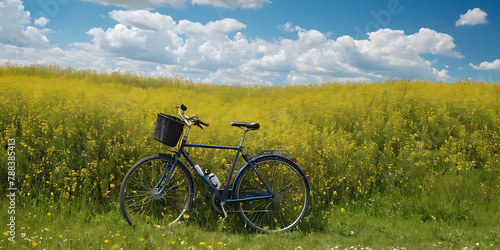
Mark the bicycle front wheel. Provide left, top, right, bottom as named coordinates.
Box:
left=233, top=156, right=311, bottom=232
left=119, top=154, right=194, bottom=227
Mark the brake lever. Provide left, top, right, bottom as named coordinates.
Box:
left=189, top=115, right=204, bottom=129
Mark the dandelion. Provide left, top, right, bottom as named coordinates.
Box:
left=3, top=232, right=8, bottom=236
left=112, top=244, right=120, bottom=249
left=183, top=214, right=190, bottom=219
left=139, top=237, right=145, bottom=242
left=115, top=233, right=120, bottom=237
left=32, top=242, right=38, bottom=247
left=47, top=212, right=51, bottom=216
left=341, top=208, right=345, bottom=213
left=59, top=235, right=62, bottom=238
left=200, top=242, right=206, bottom=245
left=104, top=240, right=110, bottom=243
left=218, top=242, right=223, bottom=246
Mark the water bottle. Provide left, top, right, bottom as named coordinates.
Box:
left=204, top=169, right=221, bottom=189
left=194, top=164, right=204, bottom=176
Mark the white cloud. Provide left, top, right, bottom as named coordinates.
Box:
left=85, top=23, right=182, bottom=65
left=0, top=0, right=50, bottom=48
left=456, top=8, right=488, bottom=26
left=34, top=17, right=50, bottom=27
left=192, top=0, right=270, bottom=9
left=282, top=22, right=305, bottom=33
left=177, top=18, right=246, bottom=37
left=469, top=59, right=500, bottom=70
left=82, top=0, right=269, bottom=9
left=82, top=0, right=187, bottom=9
left=0, top=43, right=103, bottom=68
left=109, top=10, right=177, bottom=31
left=432, top=68, right=454, bottom=82
left=1, top=4, right=465, bottom=84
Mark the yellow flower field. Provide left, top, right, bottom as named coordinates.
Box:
left=0, top=64, right=499, bottom=229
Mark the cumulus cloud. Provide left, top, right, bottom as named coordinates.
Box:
left=0, top=0, right=50, bottom=48
left=192, top=0, right=270, bottom=9
left=109, top=10, right=177, bottom=31
left=83, top=11, right=249, bottom=69
left=82, top=0, right=187, bottom=9
left=282, top=22, right=306, bottom=33
left=1, top=3, right=465, bottom=84
left=34, top=17, right=50, bottom=27
left=456, top=8, right=488, bottom=26
left=83, top=0, right=269, bottom=9
left=469, top=59, right=500, bottom=70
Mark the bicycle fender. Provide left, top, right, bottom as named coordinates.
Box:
left=231, top=154, right=310, bottom=199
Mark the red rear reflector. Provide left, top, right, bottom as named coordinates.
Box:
left=291, top=157, right=297, bottom=163
left=303, top=170, right=310, bottom=179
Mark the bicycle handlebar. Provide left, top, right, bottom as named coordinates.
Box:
left=197, top=118, right=209, bottom=127
left=175, top=104, right=209, bottom=129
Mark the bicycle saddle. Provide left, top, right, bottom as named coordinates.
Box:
left=231, top=122, right=260, bottom=130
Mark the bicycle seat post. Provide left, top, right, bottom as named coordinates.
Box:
left=231, top=122, right=260, bottom=148
left=238, top=129, right=249, bottom=148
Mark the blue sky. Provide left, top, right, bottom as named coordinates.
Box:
left=1, top=0, right=499, bottom=84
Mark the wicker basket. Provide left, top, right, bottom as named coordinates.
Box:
left=153, top=113, right=185, bottom=147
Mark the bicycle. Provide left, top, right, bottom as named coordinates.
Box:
left=119, top=104, right=311, bottom=232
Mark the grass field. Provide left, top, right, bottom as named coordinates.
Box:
left=1, top=64, right=499, bottom=248
left=1, top=202, right=498, bottom=249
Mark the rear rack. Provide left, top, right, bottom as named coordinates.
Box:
left=261, top=148, right=288, bottom=152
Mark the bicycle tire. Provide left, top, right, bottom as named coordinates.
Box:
left=119, top=154, right=195, bottom=227
left=233, top=155, right=311, bottom=232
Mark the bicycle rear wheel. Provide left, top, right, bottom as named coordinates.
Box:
left=119, top=154, right=194, bottom=227
left=233, top=156, right=310, bottom=232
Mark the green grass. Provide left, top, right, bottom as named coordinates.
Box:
left=1, top=198, right=498, bottom=249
